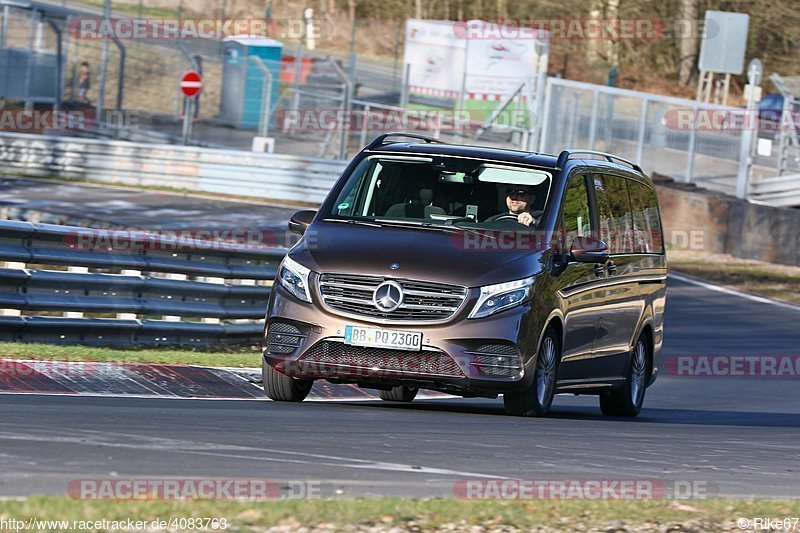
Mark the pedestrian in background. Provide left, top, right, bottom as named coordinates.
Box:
left=78, top=61, right=91, bottom=103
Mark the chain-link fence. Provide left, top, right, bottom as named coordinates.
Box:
left=540, top=78, right=752, bottom=196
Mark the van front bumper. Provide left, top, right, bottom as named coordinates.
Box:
left=262, top=284, right=541, bottom=396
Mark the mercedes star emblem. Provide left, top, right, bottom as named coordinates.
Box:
left=373, top=280, right=403, bottom=312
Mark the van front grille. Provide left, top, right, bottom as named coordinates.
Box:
left=318, top=273, right=467, bottom=322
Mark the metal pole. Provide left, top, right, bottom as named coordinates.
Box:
left=24, top=9, right=37, bottom=111
left=113, top=37, right=125, bottom=110
left=1, top=6, right=9, bottom=50
left=736, top=71, right=760, bottom=199
left=97, top=0, right=112, bottom=118
left=250, top=56, right=273, bottom=137
left=45, top=20, right=63, bottom=112
left=457, top=39, right=468, bottom=117
left=537, top=78, right=553, bottom=153
left=400, top=63, right=410, bottom=108
left=684, top=104, right=698, bottom=183
left=393, top=21, right=401, bottom=80
left=291, top=43, right=302, bottom=114
left=587, top=89, right=600, bottom=150
left=359, top=104, right=370, bottom=148
left=635, top=98, right=649, bottom=165
left=530, top=65, right=547, bottom=151
left=567, top=92, right=580, bottom=147
left=181, top=97, right=192, bottom=144
left=329, top=56, right=352, bottom=160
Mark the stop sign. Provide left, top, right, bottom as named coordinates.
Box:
left=180, top=71, right=202, bottom=98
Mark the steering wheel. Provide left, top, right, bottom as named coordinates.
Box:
left=493, top=213, right=521, bottom=222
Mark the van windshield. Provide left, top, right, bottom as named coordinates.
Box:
left=326, top=155, right=553, bottom=228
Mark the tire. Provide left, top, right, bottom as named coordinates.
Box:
left=503, top=327, right=560, bottom=417
left=378, top=385, right=418, bottom=402
left=262, top=358, right=313, bottom=402
left=599, top=334, right=650, bottom=417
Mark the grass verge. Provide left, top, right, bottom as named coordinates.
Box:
left=0, top=342, right=261, bottom=368
left=668, top=250, right=800, bottom=306
left=0, top=497, right=797, bottom=531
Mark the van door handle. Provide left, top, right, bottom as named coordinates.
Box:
left=606, top=261, right=617, bottom=275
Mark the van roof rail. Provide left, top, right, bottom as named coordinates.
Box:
left=557, top=149, right=642, bottom=173
left=365, top=132, right=444, bottom=150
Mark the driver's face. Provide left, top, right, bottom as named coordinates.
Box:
left=506, top=188, right=533, bottom=214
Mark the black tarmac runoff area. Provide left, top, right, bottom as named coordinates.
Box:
left=1, top=275, right=799, bottom=499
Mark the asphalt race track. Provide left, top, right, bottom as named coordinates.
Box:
left=1, top=275, right=799, bottom=500
left=0, top=177, right=297, bottom=231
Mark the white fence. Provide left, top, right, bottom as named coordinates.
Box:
left=538, top=78, right=800, bottom=206
left=0, top=132, right=348, bottom=204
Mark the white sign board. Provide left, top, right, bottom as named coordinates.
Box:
left=698, top=11, right=749, bottom=75
left=404, top=19, right=549, bottom=99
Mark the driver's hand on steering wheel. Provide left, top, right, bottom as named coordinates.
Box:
left=518, top=212, right=535, bottom=226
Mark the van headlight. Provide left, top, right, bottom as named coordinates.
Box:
left=468, top=276, right=534, bottom=319
left=278, top=256, right=313, bottom=303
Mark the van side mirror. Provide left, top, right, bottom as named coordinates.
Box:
left=288, top=210, right=316, bottom=235
left=570, top=236, right=610, bottom=263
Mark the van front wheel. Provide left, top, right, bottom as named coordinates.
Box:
left=262, top=358, right=313, bottom=402
left=503, top=327, right=560, bottom=417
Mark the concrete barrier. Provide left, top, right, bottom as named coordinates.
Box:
left=655, top=176, right=800, bottom=267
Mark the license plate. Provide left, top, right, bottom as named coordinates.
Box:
left=344, top=325, right=422, bottom=351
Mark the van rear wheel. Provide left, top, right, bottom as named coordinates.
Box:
left=262, top=358, right=313, bottom=402
left=599, top=335, right=649, bottom=417
left=504, top=327, right=560, bottom=417
left=378, top=385, right=418, bottom=402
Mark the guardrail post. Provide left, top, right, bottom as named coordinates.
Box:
left=117, top=269, right=141, bottom=320
left=0, top=261, right=24, bottom=317
left=63, top=266, right=88, bottom=318
left=162, top=273, right=187, bottom=322
left=201, top=276, right=225, bottom=324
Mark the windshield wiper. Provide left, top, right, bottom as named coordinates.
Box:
left=374, top=218, right=436, bottom=228
left=321, top=218, right=382, bottom=227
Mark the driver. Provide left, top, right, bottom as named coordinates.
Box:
left=487, top=186, right=539, bottom=226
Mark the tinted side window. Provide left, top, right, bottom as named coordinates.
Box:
left=593, top=174, right=634, bottom=254
left=627, top=180, right=664, bottom=254
left=560, top=175, right=592, bottom=249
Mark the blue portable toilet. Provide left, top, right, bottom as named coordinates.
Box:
left=219, top=36, right=283, bottom=129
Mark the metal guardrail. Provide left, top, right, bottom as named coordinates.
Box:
left=0, top=131, right=348, bottom=204
left=0, top=220, right=288, bottom=346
